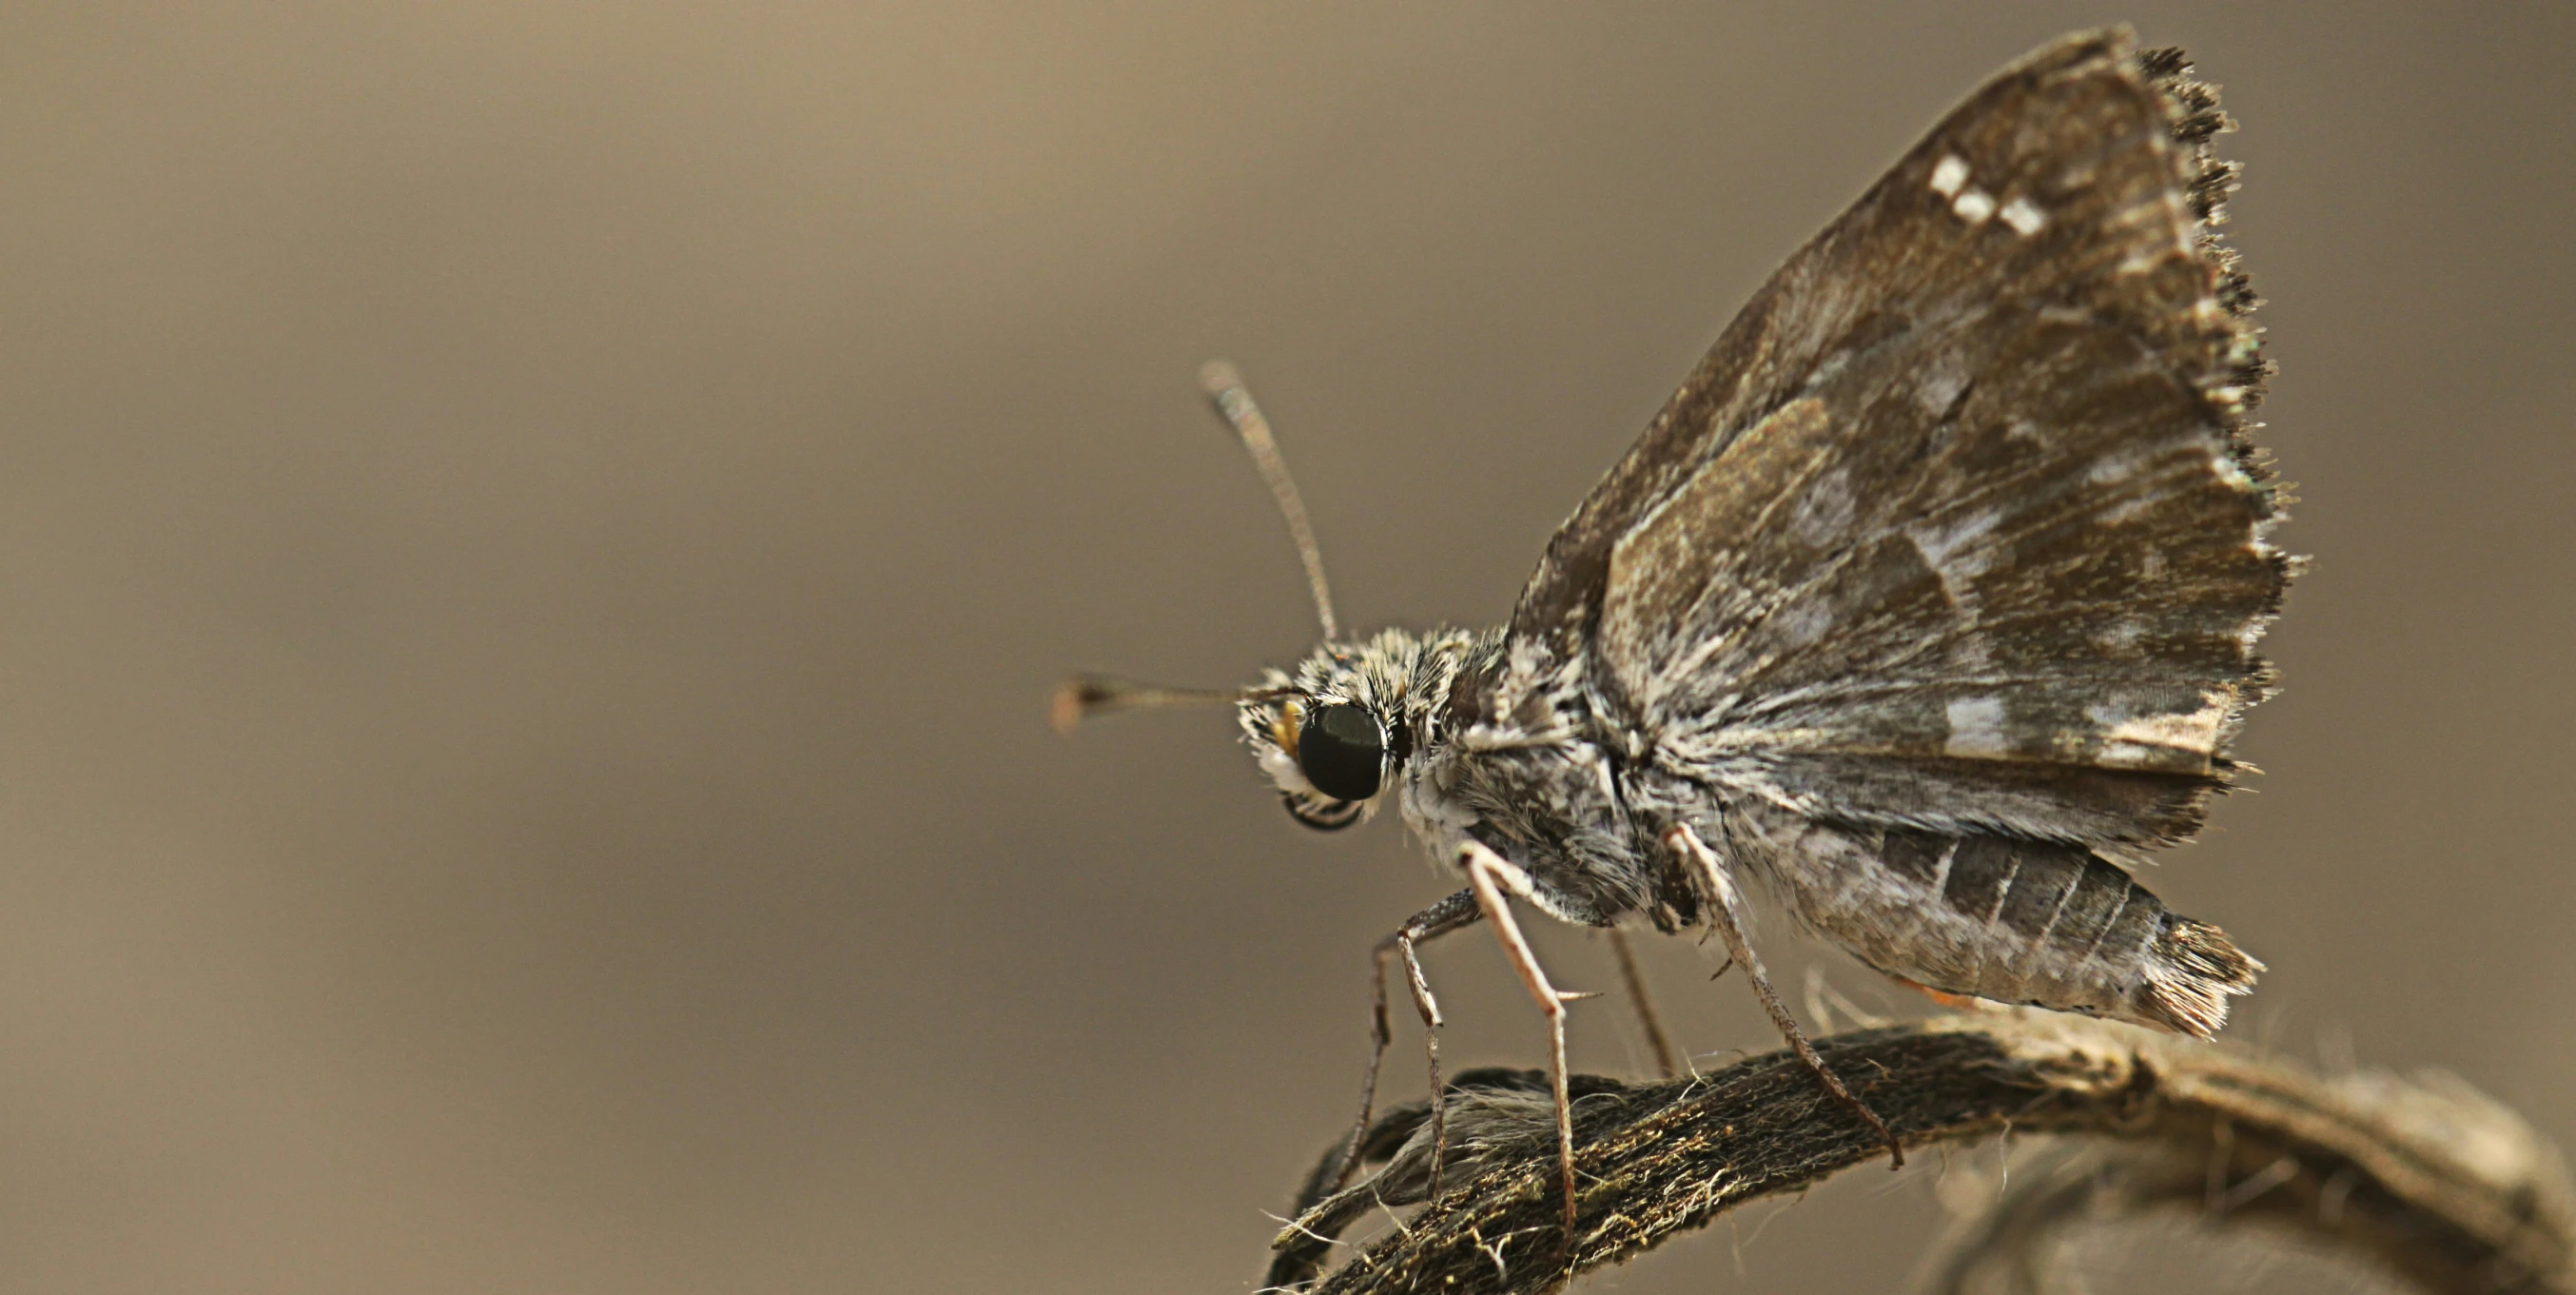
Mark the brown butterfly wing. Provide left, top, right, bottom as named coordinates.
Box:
left=1491, top=29, right=2286, bottom=848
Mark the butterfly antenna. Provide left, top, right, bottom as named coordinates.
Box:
left=1200, top=361, right=1340, bottom=642
left=1050, top=674, right=1297, bottom=736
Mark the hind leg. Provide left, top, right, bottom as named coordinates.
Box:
left=1665, top=824, right=1903, bottom=1168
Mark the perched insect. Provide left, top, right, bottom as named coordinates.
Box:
left=1058, top=28, right=2290, bottom=1237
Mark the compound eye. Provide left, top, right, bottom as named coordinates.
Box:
left=1296, top=703, right=1385, bottom=802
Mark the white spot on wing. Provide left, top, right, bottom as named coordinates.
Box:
left=1916, top=364, right=1968, bottom=417
left=2102, top=493, right=2157, bottom=526
left=1789, top=466, right=1857, bottom=547
left=1945, top=696, right=2009, bottom=757
left=1801, top=346, right=1854, bottom=392
left=1953, top=188, right=1996, bottom=224
left=2089, top=696, right=2228, bottom=769
left=2093, top=619, right=2149, bottom=657
left=2089, top=442, right=2171, bottom=525
left=2089, top=443, right=2158, bottom=486
left=1929, top=154, right=1970, bottom=197
left=1909, top=506, right=2003, bottom=602
left=2000, top=196, right=2045, bottom=235
left=1770, top=598, right=1833, bottom=651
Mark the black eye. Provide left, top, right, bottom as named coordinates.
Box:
left=1297, top=703, right=1386, bottom=802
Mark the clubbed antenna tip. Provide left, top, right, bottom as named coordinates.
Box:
left=1050, top=673, right=1278, bottom=736
left=1200, top=360, right=1340, bottom=643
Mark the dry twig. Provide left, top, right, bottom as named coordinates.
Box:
left=1264, top=1012, right=2574, bottom=1295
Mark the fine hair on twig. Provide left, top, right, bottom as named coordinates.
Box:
left=1262, top=1012, right=2576, bottom=1295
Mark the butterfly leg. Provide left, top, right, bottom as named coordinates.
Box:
left=1665, top=824, right=1904, bottom=1168
left=1603, top=926, right=1681, bottom=1079
left=1328, top=889, right=1481, bottom=1199
left=1457, top=837, right=1583, bottom=1238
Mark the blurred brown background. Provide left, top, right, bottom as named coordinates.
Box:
left=3, top=3, right=2570, bottom=1291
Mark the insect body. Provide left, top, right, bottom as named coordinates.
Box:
left=1063, top=28, right=2287, bottom=1244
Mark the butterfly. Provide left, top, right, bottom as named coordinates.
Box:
left=1059, top=27, right=2290, bottom=1242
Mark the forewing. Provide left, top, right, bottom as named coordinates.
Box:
left=1520, top=30, right=2287, bottom=846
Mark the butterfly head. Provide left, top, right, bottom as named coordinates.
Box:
left=1053, top=363, right=1457, bottom=833
left=1237, top=635, right=1431, bottom=832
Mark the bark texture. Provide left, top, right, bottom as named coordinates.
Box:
left=1266, top=1013, right=2574, bottom=1295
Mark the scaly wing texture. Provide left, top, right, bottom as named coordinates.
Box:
left=1570, top=30, right=2286, bottom=848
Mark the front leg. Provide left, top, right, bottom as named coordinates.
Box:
left=1665, top=823, right=1903, bottom=1167
left=1457, top=837, right=1584, bottom=1239
left=1322, top=889, right=1481, bottom=1202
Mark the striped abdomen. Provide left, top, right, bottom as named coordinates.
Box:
left=1741, top=813, right=2258, bottom=1036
